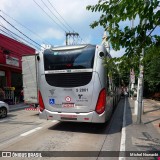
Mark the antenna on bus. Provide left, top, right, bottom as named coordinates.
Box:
left=101, top=31, right=110, bottom=53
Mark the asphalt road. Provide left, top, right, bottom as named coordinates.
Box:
left=0, top=98, right=125, bottom=160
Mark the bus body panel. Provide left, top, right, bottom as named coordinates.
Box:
left=39, top=109, right=106, bottom=123
left=39, top=72, right=101, bottom=113
left=38, top=44, right=116, bottom=123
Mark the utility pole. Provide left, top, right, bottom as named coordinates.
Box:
left=66, top=32, right=79, bottom=45
left=136, top=0, right=148, bottom=124
left=136, top=48, right=144, bottom=124
left=130, top=68, right=135, bottom=99
left=130, top=18, right=135, bottom=98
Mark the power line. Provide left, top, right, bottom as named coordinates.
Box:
left=40, top=0, right=70, bottom=32
left=0, top=24, right=19, bottom=42
left=0, top=36, right=34, bottom=56
left=0, top=10, right=51, bottom=45
left=46, top=0, right=75, bottom=32
left=0, top=3, right=85, bottom=46
left=0, top=34, right=36, bottom=56
left=0, top=29, right=37, bottom=57
left=0, top=22, right=32, bottom=50
left=33, top=0, right=85, bottom=44
left=0, top=29, right=22, bottom=48
left=0, top=15, right=43, bottom=49
left=0, top=21, right=39, bottom=49
left=0, top=25, right=40, bottom=50
left=33, top=0, right=66, bottom=32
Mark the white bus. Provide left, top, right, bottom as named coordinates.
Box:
left=38, top=44, right=120, bottom=123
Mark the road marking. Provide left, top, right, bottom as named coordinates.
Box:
left=0, top=127, right=42, bottom=149
left=119, top=97, right=127, bottom=160
left=20, top=127, right=42, bottom=137
left=52, top=120, right=57, bottom=123
left=25, top=107, right=39, bottom=111
left=0, top=119, right=58, bottom=149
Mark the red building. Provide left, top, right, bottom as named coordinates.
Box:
left=0, top=34, right=35, bottom=102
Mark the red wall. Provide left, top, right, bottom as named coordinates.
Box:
left=0, top=34, right=36, bottom=86
left=0, top=34, right=35, bottom=68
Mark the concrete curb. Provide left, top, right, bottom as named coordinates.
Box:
left=9, top=104, right=29, bottom=112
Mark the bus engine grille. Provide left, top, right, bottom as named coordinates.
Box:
left=45, top=72, right=92, bottom=87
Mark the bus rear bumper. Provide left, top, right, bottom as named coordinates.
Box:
left=39, top=109, right=106, bottom=123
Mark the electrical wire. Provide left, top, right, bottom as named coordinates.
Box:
left=0, top=29, right=37, bottom=52
left=0, top=22, right=40, bottom=50
left=0, top=34, right=37, bottom=57
left=40, top=0, right=70, bottom=32
left=0, top=26, right=19, bottom=42
left=0, top=22, right=29, bottom=50
left=0, top=35, right=36, bottom=56
left=46, top=0, right=74, bottom=32
left=46, top=0, right=86, bottom=44
left=0, top=15, right=44, bottom=49
left=0, top=27, right=40, bottom=50
left=0, top=10, right=51, bottom=45
left=33, top=0, right=85, bottom=44
left=33, top=0, right=66, bottom=32
left=0, top=2, right=85, bottom=46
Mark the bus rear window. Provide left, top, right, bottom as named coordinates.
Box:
left=44, top=47, right=95, bottom=70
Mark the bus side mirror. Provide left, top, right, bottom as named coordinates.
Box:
left=37, top=55, right=40, bottom=61
left=99, top=52, right=104, bottom=58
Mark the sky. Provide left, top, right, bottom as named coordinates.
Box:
left=1, top=0, right=159, bottom=58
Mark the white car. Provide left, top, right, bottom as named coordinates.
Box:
left=0, top=101, right=9, bottom=118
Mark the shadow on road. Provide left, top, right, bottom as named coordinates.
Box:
left=5, top=114, right=17, bottom=119
left=144, top=117, right=160, bottom=125
left=48, top=121, right=110, bottom=134
left=144, top=107, right=160, bottom=114
left=48, top=97, right=133, bottom=135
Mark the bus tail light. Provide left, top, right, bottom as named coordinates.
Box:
left=95, top=89, right=106, bottom=114
left=39, top=91, right=45, bottom=112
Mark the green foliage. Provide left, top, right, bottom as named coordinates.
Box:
left=143, top=46, right=160, bottom=93
left=87, top=0, right=160, bottom=94
left=103, top=57, right=120, bottom=86
left=103, top=52, right=139, bottom=87
left=87, top=0, right=160, bottom=56
left=103, top=54, right=139, bottom=87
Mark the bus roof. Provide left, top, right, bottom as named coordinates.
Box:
left=50, top=44, right=96, bottom=51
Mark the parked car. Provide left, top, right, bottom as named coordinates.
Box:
left=0, top=101, right=9, bottom=118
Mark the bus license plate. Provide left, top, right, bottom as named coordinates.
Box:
left=62, top=103, right=75, bottom=108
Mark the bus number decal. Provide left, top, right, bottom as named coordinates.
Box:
left=76, top=88, right=88, bottom=92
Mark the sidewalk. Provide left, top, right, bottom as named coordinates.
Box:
left=9, top=103, right=29, bottom=111
left=142, top=99, right=160, bottom=134
left=125, top=97, right=160, bottom=159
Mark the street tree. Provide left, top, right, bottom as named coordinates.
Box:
left=87, top=0, right=160, bottom=56
left=143, top=46, right=160, bottom=95
left=103, top=57, right=120, bottom=86
left=87, top=0, right=160, bottom=95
